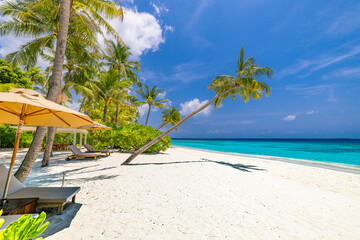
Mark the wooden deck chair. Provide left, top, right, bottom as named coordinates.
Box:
left=83, top=144, right=111, bottom=156
left=67, top=145, right=100, bottom=160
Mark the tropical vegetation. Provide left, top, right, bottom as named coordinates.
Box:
left=0, top=0, right=273, bottom=180
left=0, top=210, right=49, bottom=240
left=94, top=123, right=171, bottom=153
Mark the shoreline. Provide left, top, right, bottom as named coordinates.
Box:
left=1, top=147, right=360, bottom=239
left=171, top=145, right=360, bottom=175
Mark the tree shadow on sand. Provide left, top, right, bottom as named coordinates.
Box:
left=128, top=158, right=265, bottom=173
left=201, top=158, right=265, bottom=172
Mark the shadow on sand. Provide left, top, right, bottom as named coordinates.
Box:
left=39, top=203, right=82, bottom=238
left=128, top=158, right=265, bottom=173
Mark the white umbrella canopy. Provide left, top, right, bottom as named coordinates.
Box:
left=0, top=88, right=95, bottom=204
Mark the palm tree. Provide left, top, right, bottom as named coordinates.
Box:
left=0, top=0, right=123, bottom=69
left=103, top=40, right=141, bottom=127
left=14, top=0, right=72, bottom=180
left=41, top=47, right=100, bottom=167
left=92, top=69, right=132, bottom=122
left=136, top=84, right=170, bottom=126
left=121, top=47, right=273, bottom=165
left=156, top=107, right=181, bottom=130
left=2, top=0, right=123, bottom=181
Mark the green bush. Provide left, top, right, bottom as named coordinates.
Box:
left=0, top=125, right=34, bottom=148
left=0, top=210, right=49, bottom=240
left=94, top=123, right=171, bottom=153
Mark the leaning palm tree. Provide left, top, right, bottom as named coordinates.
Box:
left=102, top=40, right=141, bottom=127
left=136, top=85, right=170, bottom=126
left=156, top=107, right=181, bottom=130
left=122, top=47, right=273, bottom=165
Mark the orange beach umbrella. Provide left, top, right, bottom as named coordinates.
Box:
left=77, top=122, right=112, bottom=147
left=0, top=88, right=94, bottom=204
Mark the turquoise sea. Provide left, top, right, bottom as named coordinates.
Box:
left=171, top=139, right=360, bottom=167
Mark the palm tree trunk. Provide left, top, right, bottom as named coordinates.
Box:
left=156, top=123, right=165, bottom=130
left=41, top=68, right=71, bottom=167
left=121, top=87, right=235, bottom=165
left=14, top=0, right=71, bottom=182
left=103, top=104, right=108, bottom=122
left=78, top=97, right=85, bottom=112
left=145, top=104, right=151, bottom=126
left=115, top=102, right=119, bottom=127
left=67, top=133, right=71, bottom=144
left=115, top=74, right=122, bottom=128
left=41, top=127, right=57, bottom=167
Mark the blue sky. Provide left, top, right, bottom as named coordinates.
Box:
left=1, top=0, right=359, bottom=138
left=126, top=0, right=360, bottom=138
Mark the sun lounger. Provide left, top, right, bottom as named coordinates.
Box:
left=67, top=145, right=100, bottom=160
left=83, top=144, right=111, bottom=156
left=0, top=164, right=80, bottom=214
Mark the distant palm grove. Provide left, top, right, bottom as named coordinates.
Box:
left=0, top=0, right=272, bottom=179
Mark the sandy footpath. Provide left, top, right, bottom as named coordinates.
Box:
left=0, top=146, right=359, bottom=239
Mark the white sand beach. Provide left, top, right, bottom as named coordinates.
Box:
left=1, top=146, right=360, bottom=239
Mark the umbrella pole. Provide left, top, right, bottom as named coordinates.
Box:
left=92, top=131, right=94, bottom=148
left=1, top=117, right=24, bottom=205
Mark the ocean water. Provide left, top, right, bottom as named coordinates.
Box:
left=171, top=139, right=360, bottom=167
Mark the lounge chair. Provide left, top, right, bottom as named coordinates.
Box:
left=67, top=145, right=100, bottom=160
left=83, top=144, right=111, bottom=156
left=0, top=164, right=80, bottom=214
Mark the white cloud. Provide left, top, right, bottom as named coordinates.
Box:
left=138, top=102, right=163, bottom=117
left=306, top=110, right=319, bottom=115
left=306, top=110, right=314, bottom=115
left=325, top=66, right=360, bottom=78
left=179, top=99, right=211, bottom=117
left=283, top=115, right=296, bottom=121
left=138, top=104, right=149, bottom=116
left=1, top=7, right=167, bottom=67
left=150, top=1, right=169, bottom=16
left=187, top=0, right=213, bottom=29
left=164, top=25, right=175, bottom=32
left=105, top=8, right=165, bottom=60
left=285, top=84, right=332, bottom=96
left=327, top=4, right=360, bottom=35
left=157, top=91, right=166, bottom=99
left=277, top=45, right=360, bottom=78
